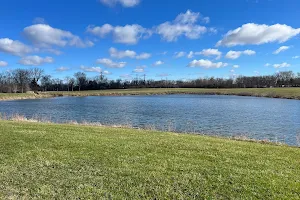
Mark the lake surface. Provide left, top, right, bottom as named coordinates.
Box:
left=0, top=95, right=299, bottom=145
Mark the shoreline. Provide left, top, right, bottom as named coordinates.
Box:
left=0, top=116, right=294, bottom=147
left=1, top=88, right=300, bottom=101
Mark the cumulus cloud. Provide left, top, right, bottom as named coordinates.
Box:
left=188, top=59, right=228, bottom=68
left=18, top=55, right=54, bottom=66
left=133, top=65, right=146, bottom=73
left=217, top=23, right=300, bottom=47
left=0, top=38, right=32, bottom=56
left=174, top=51, right=186, bottom=58
left=87, top=24, right=151, bottom=45
left=56, top=66, right=70, bottom=72
left=156, top=10, right=213, bottom=42
left=136, top=53, right=151, bottom=59
left=197, top=48, right=222, bottom=60
left=80, top=65, right=103, bottom=73
left=233, top=65, right=240, bottom=68
left=273, top=62, right=290, bottom=68
left=292, top=56, right=299, bottom=59
left=99, top=0, right=140, bottom=7
left=187, top=51, right=194, bottom=58
left=273, top=46, right=291, bottom=54
left=265, top=63, right=271, bottom=67
left=109, top=47, right=151, bottom=59
left=24, top=24, right=94, bottom=48
left=225, top=50, right=256, bottom=59
left=0, top=61, right=8, bottom=67
left=109, top=47, right=136, bottom=58
left=96, top=58, right=126, bottom=68
left=153, top=60, right=164, bottom=66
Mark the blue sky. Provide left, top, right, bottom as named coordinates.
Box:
left=1, top=0, right=300, bottom=81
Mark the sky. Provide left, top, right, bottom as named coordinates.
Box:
left=1, top=0, right=300, bottom=81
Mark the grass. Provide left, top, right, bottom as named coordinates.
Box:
left=0, top=120, right=299, bottom=199
left=2, top=88, right=300, bottom=101
left=0, top=93, right=53, bottom=101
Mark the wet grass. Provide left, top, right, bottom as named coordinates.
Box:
left=2, top=88, right=300, bottom=101
left=0, top=120, right=299, bottom=199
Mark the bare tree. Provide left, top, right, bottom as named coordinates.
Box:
left=13, top=69, right=31, bottom=93
left=30, top=68, right=44, bottom=92
left=69, top=78, right=75, bottom=91
left=74, top=72, right=87, bottom=91
left=41, top=75, right=52, bottom=91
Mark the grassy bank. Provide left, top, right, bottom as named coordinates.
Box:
left=0, top=93, right=54, bottom=101
left=49, top=88, right=300, bottom=99
left=2, top=88, right=300, bottom=101
left=0, top=120, right=299, bottom=199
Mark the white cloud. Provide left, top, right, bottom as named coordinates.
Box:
left=45, top=48, right=63, bottom=55
left=0, top=61, right=8, bottom=67
left=136, top=53, right=151, bottom=59
left=292, top=56, right=299, bottom=59
left=96, top=58, right=126, bottom=68
left=0, top=38, right=32, bottom=56
left=86, top=24, right=113, bottom=38
left=217, top=23, right=300, bottom=47
left=174, top=51, right=186, bottom=58
left=133, top=65, right=146, bottom=73
left=265, top=63, right=271, bottom=67
left=80, top=65, right=102, bottom=73
left=188, top=59, right=228, bottom=69
left=153, top=60, right=164, bottom=66
left=109, top=47, right=136, bottom=59
left=225, top=50, right=256, bottom=59
left=24, top=24, right=94, bottom=48
left=225, top=51, right=242, bottom=59
left=87, top=24, right=151, bottom=45
left=18, top=55, right=54, bottom=66
left=99, top=0, right=140, bottom=7
left=273, top=46, right=290, bottom=54
left=273, top=62, right=290, bottom=68
left=156, top=10, right=212, bottom=42
left=243, top=50, right=256, bottom=55
left=230, top=69, right=235, bottom=73
left=197, top=48, right=222, bottom=60
left=103, top=70, right=111, bottom=75
left=187, top=51, right=194, bottom=58
left=56, top=66, right=70, bottom=72
left=233, top=65, right=240, bottom=68
left=254, top=71, right=260, bottom=75
left=109, top=47, right=151, bottom=59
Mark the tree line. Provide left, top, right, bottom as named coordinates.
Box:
left=0, top=68, right=299, bottom=93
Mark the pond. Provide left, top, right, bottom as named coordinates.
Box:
left=0, top=95, right=299, bottom=146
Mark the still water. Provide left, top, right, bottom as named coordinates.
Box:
left=0, top=95, right=299, bottom=145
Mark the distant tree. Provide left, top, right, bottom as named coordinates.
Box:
left=12, top=69, right=31, bottom=93
left=30, top=68, right=44, bottom=92
left=41, top=75, right=52, bottom=91
left=69, top=78, right=75, bottom=91
left=74, top=72, right=87, bottom=91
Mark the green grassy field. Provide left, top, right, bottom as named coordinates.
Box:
left=0, top=120, right=299, bottom=199
left=1, top=88, right=300, bottom=101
